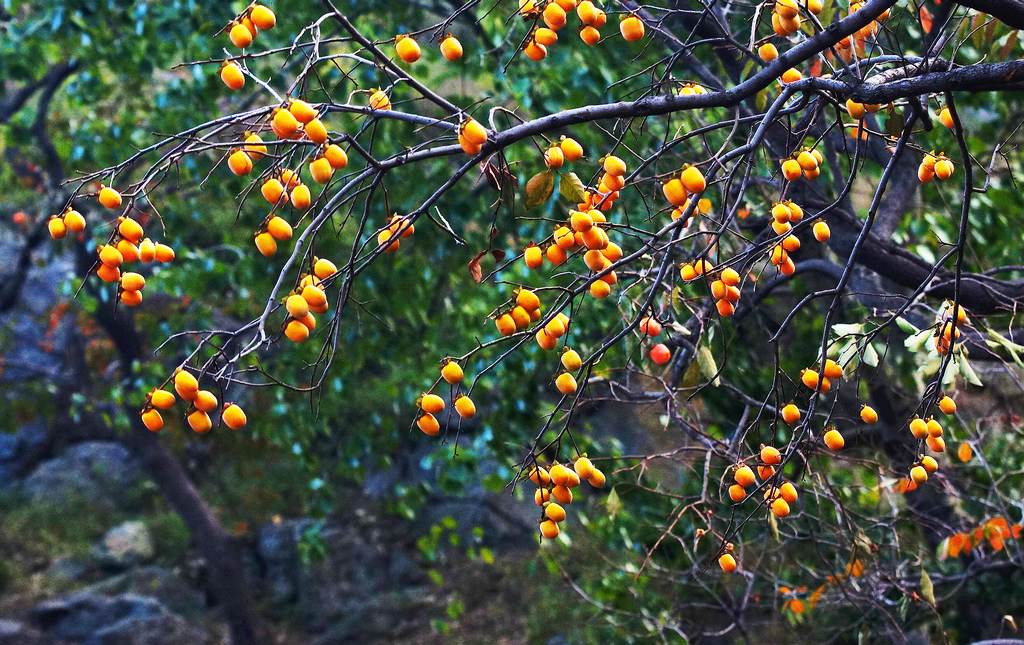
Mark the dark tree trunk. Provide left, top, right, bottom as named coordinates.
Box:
left=71, top=241, right=260, bottom=645
left=120, top=421, right=259, bottom=645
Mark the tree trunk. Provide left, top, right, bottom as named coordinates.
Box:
left=66, top=240, right=260, bottom=644
left=121, top=418, right=259, bottom=645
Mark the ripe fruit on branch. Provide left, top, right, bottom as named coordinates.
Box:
left=758, top=42, right=778, bottom=62
left=454, top=395, right=476, bottom=419
left=243, top=133, right=267, bottom=158
left=304, top=118, right=328, bottom=144
left=560, top=137, right=583, bottom=161
left=309, top=157, right=334, bottom=184
left=680, top=165, right=706, bottom=193
left=719, top=553, right=737, bottom=573
left=734, top=465, right=756, bottom=487
left=619, top=15, right=645, bottom=41
left=461, top=118, right=488, bottom=146
left=149, top=389, right=176, bottom=410
left=98, top=186, right=123, bottom=209
left=823, top=428, right=845, bottom=451
left=771, top=497, right=791, bottom=517
left=272, top=108, right=300, bottom=139
left=813, top=221, right=831, bottom=242
left=544, top=146, right=564, bottom=169
left=141, top=409, right=164, bottom=432
left=291, top=184, right=312, bottom=210
left=440, top=35, right=463, bottom=61
left=909, top=417, right=928, bottom=439
left=174, top=370, right=199, bottom=401
left=650, top=343, right=671, bottom=365
left=220, top=62, right=245, bottom=90
left=440, top=360, right=464, bottom=385
left=938, top=106, right=954, bottom=129
left=368, top=89, right=391, bottom=111
left=250, top=4, right=276, bottom=30
left=229, top=22, right=253, bottom=49
left=48, top=217, right=67, bottom=239
left=555, top=372, right=578, bottom=395
left=780, top=68, right=802, bottom=84
left=255, top=232, right=277, bottom=257
left=394, top=34, right=421, bottom=63
left=223, top=403, right=247, bottom=430
left=417, top=413, right=440, bottom=436
left=860, top=405, right=878, bottom=424
left=580, top=26, right=601, bottom=46
left=228, top=149, right=253, bottom=176
left=938, top=395, right=956, bottom=415
left=523, top=40, right=548, bottom=61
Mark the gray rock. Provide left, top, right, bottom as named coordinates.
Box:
left=45, top=556, right=93, bottom=587
left=93, top=521, right=154, bottom=569
left=0, top=619, right=43, bottom=645
left=0, top=235, right=76, bottom=386
left=0, top=421, right=51, bottom=489
left=0, top=434, right=18, bottom=488
left=30, top=592, right=165, bottom=640
left=256, top=518, right=315, bottom=604
left=20, top=442, right=142, bottom=510
left=89, top=612, right=210, bottom=645
left=84, top=566, right=204, bottom=616
left=29, top=591, right=209, bottom=645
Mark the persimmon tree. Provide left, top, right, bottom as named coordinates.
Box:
left=25, top=0, right=1024, bottom=640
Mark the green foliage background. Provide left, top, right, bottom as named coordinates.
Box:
left=2, top=0, right=1023, bottom=641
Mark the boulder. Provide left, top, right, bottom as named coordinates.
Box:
left=84, top=566, right=204, bottom=616
left=20, top=442, right=142, bottom=510
left=256, top=518, right=315, bottom=604
left=0, top=421, right=50, bottom=489
left=29, top=591, right=208, bottom=645
left=93, top=521, right=154, bottom=569
left=0, top=619, right=42, bottom=645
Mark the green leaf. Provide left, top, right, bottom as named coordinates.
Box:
left=896, top=317, right=919, bottom=334
left=832, top=323, right=863, bottom=337
left=863, top=343, right=880, bottom=367
left=698, top=346, right=720, bottom=386
left=905, top=329, right=932, bottom=351
left=985, top=328, right=1024, bottom=367
left=559, top=171, right=587, bottom=204
left=525, top=169, right=554, bottom=209
left=956, top=355, right=984, bottom=387
left=606, top=487, right=622, bottom=518
left=920, top=568, right=936, bottom=606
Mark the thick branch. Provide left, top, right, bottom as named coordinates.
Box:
left=954, top=0, right=1024, bottom=29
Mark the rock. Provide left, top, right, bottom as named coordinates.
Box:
left=44, top=556, right=94, bottom=588
left=20, top=442, right=142, bottom=511
left=255, top=516, right=430, bottom=634
left=0, top=234, right=76, bottom=387
left=30, top=592, right=164, bottom=640
left=84, top=566, right=204, bottom=616
left=309, top=591, right=432, bottom=644
left=256, top=518, right=315, bottom=604
left=0, top=619, right=42, bottom=645
left=89, top=612, right=210, bottom=645
left=29, top=591, right=208, bottom=645
left=0, top=421, right=51, bottom=489
left=0, top=434, right=18, bottom=489
left=93, top=521, right=154, bottom=569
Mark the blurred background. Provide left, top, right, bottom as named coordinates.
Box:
left=2, top=1, right=1024, bottom=644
